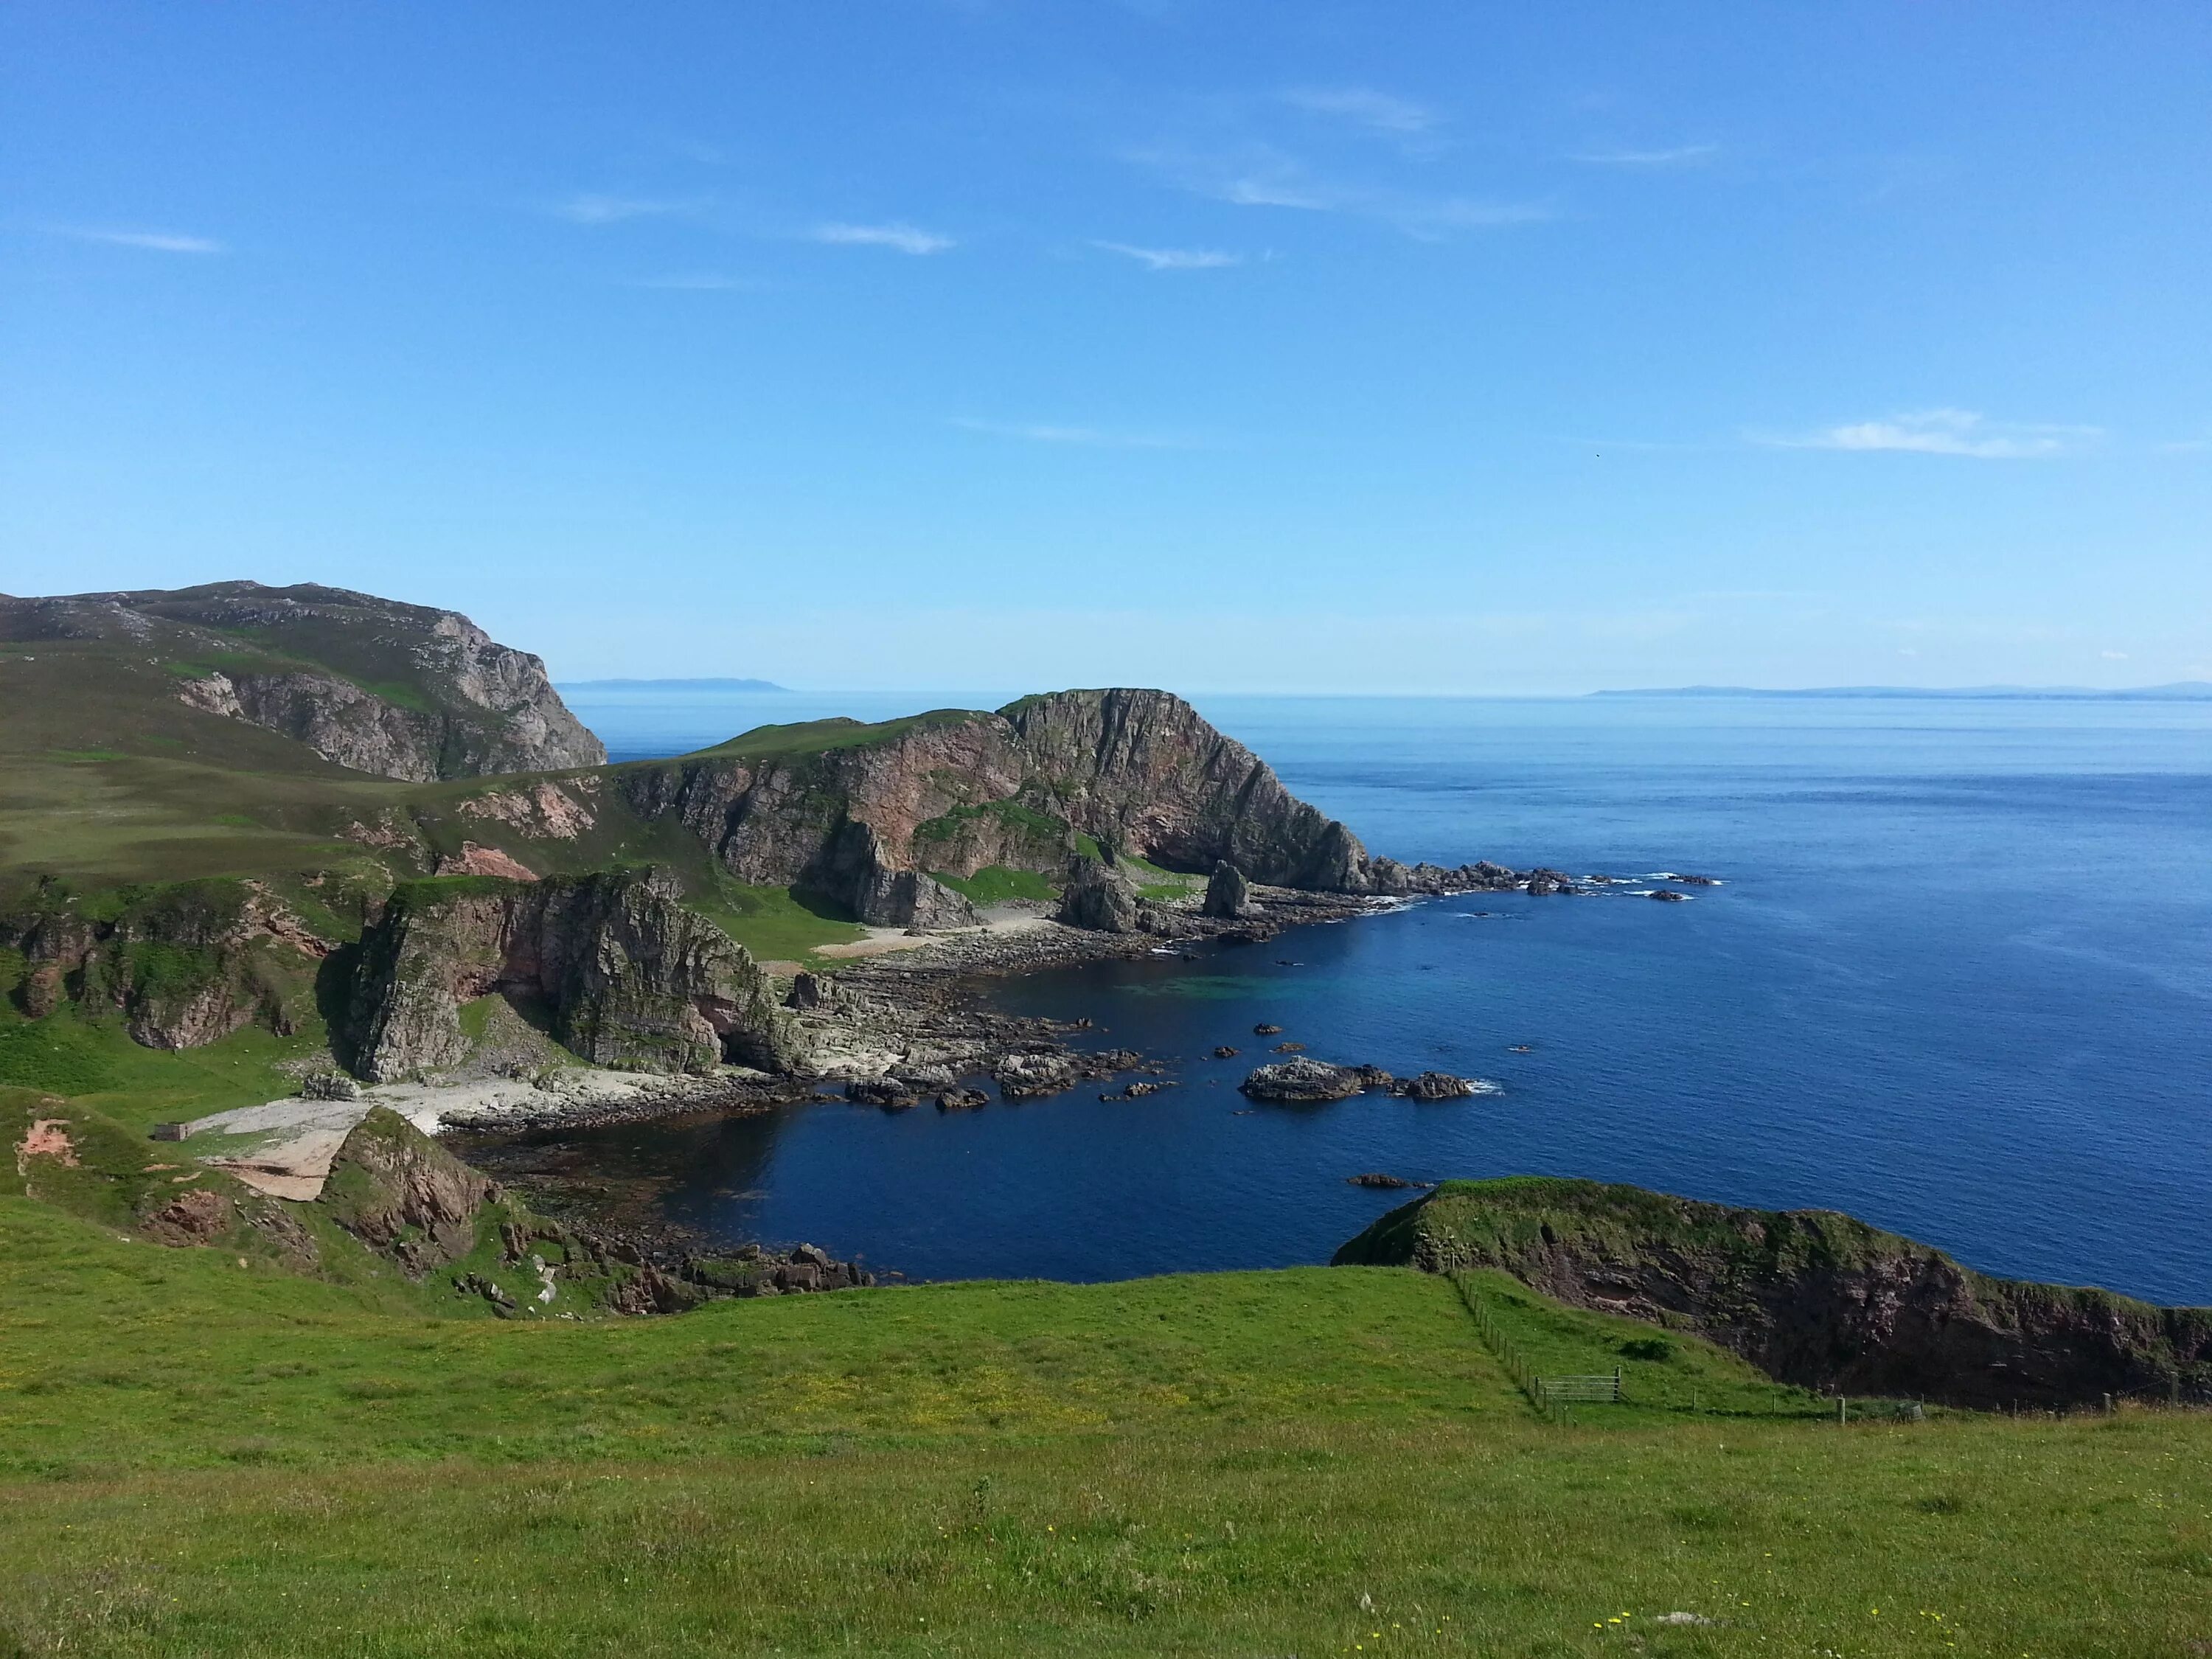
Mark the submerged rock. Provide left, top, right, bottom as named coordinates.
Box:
left=1392, top=1071, right=1484, bottom=1101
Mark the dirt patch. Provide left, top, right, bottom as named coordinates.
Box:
left=15, top=1118, right=77, bottom=1173
left=145, top=1186, right=235, bottom=1245
left=436, top=841, right=540, bottom=881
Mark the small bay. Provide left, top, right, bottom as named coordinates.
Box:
left=545, top=689, right=2212, bottom=1303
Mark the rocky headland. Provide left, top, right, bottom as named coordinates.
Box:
left=2, top=580, right=603, bottom=781
left=1334, top=1176, right=2212, bottom=1411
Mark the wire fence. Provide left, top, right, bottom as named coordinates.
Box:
left=1449, top=1270, right=1575, bottom=1426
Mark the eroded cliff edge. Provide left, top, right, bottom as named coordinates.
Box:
left=1335, top=1176, right=2212, bottom=1410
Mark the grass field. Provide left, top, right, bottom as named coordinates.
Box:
left=2, top=1168, right=2208, bottom=1656
left=0, top=1007, right=327, bottom=1135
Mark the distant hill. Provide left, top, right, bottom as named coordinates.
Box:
left=560, top=677, right=789, bottom=692
left=0, top=580, right=605, bottom=784
left=1593, top=683, right=2212, bottom=702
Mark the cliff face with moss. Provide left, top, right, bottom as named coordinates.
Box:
left=0, top=877, right=328, bottom=1049
left=1335, top=1178, right=2212, bottom=1410
left=615, top=689, right=1475, bottom=928
left=337, top=868, right=799, bottom=1082
left=2, top=581, right=604, bottom=781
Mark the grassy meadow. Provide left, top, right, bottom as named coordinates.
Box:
left=2, top=1165, right=2208, bottom=1657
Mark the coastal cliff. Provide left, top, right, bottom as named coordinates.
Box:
left=0, top=877, right=327, bottom=1050
left=1335, top=1177, right=2212, bottom=1410
left=615, top=689, right=1517, bottom=928
left=1, top=581, right=603, bottom=781
left=338, top=868, right=799, bottom=1082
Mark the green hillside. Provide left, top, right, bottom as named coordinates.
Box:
left=1, top=1121, right=2208, bottom=1656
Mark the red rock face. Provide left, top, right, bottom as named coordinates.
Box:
left=614, top=689, right=1384, bottom=925
left=435, top=842, right=540, bottom=881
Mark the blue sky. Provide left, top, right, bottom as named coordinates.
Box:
left=3, top=2, right=2208, bottom=693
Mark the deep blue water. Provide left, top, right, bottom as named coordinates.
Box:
left=553, top=688, right=2212, bottom=1304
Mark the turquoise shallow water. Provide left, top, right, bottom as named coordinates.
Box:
left=552, top=689, right=2212, bottom=1303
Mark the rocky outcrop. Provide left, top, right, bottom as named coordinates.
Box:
left=612, top=688, right=1540, bottom=923
left=1057, top=857, right=1140, bottom=933
left=0, top=877, right=324, bottom=1048
left=813, top=821, right=981, bottom=930
left=1239, top=1058, right=1369, bottom=1103
left=1203, top=860, right=1251, bottom=919
left=1333, top=1178, right=2212, bottom=1411
left=1002, top=689, right=1371, bottom=890
left=338, top=867, right=800, bottom=1082
left=7, top=581, right=604, bottom=780
left=317, top=1106, right=498, bottom=1272
left=1395, top=1071, right=1483, bottom=1101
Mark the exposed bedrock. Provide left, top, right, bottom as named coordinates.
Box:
left=1056, top=856, right=1141, bottom=933
left=1334, top=1178, right=2212, bottom=1411
left=8, top=581, right=605, bottom=781
left=1203, top=860, right=1253, bottom=919
left=0, top=877, right=326, bottom=1049
left=338, top=867, right=800, bottom=1082
left=615, top=688, right=1544, bottom=919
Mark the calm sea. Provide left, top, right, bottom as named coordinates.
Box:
left=553, top=686, right=2212, bottom=1304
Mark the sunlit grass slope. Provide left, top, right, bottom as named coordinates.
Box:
left=1, top=1178, right=2208, bottom=1657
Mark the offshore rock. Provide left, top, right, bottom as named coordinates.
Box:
left=1334, top=1177, right=2212, bottom=1411
left=993, top=1052, right=1082, bottom=1099
left=1393, top=1071, right=1482, bottom=1101
left=339, top=866, right=799, bottom=1082
left=992, top=1046, right=1144, bottom=1100
left=1239, top=1058, right=1368, bottom=1103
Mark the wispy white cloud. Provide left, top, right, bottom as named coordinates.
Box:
left=1093, top=240, right=1242, bottom=271
left=2158, top=432, right=2212, bottom=453
left=1396, top=197, right=1554, bottom=237
left=1127, top=142, right=1550, bottom=237
left=950, top=417, right=1203, bottom=450
left=1761, top=408, right=2101, bottom=459
left=1571, top=143, right=1719, bottom=167
left=810, top=221, right=955, bottom=255
left=53, top=226, right=225, bottom=254
left=1280, top=86, right=1440, bottom=136
left=551, top=194, right=698, bottom=225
